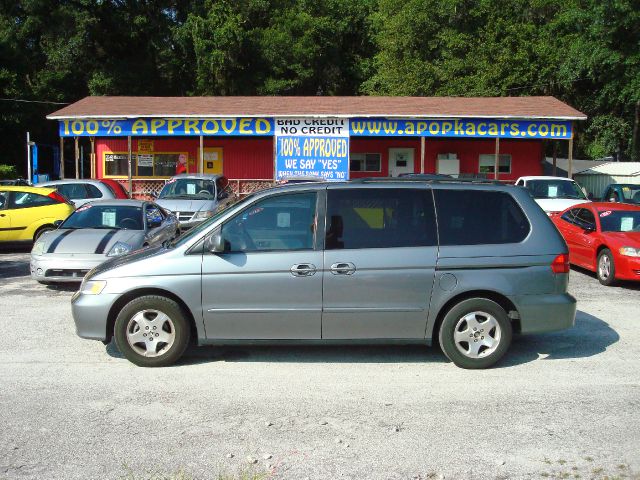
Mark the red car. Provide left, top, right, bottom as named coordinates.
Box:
left=551, top=202, right=640, bottom=285
left=98, top=179, right=130, bottom=199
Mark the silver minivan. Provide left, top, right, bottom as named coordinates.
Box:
left=71, top=180, right=576, bottom=369
left=155, top=174, right=235, bottom=230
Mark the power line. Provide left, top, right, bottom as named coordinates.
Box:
left=0, top=97, right=69, bottom=105
left=506, top=77, right=589, bottom=92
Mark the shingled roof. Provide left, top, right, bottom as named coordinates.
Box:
left=47, top=96, right=586, bottom=120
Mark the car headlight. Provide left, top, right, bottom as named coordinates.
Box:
left=80, top=280, right=107, bottom=295
left=619, top=247, right=640, bottom=257
left=107, top=241, right=132, bottom=257
left=31, top=241, right=45, bottom=255
left=193, top=211, right=214, bottom=220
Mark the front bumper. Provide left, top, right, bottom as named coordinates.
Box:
left=31, top=254, right=107, bottom=283
left=615, top=255, right=640, bottom=281
left=509, top=293, right=577, bottom=334
left=71, top=290, right=120, bottom=341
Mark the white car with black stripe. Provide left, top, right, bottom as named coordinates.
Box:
left=30, top=200, right=179, bottom=283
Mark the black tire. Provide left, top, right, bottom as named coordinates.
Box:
left=114, top=295, right=190, bottom=367
left=597, top=249, right=616, bottom=286
left=438, top=298, right=513, bottom=369
left=34, top=225, right=55, bottom=241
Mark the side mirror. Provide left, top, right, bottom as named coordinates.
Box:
left=148, top=219, right=162, bottom=229
left=53, top=220, right=63, bottom=228
left=205, top=231, right=226, bottom=253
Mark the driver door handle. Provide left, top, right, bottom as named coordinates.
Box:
left=290, top=263, right=317, bottom=277
left=330, top=262, right=356, bottom=275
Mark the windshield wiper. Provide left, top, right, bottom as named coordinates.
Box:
left=161, top=194, right=194, bottom=199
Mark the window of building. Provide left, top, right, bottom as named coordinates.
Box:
left=434, top=190, right=530, bottom=245
left=479, top=154, right=511, bottom=174
left=104, top=152, right=189, bottom=178
left=325, top=189, right=437, bottom=250
left=350, top=153, right=381, bottom=172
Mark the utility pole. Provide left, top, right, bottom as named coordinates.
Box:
left=26, top=132, right=35, bottom=182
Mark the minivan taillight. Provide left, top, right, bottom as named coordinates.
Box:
left=47, top=191, right=69, bottom=204
left=551, top=254, right=570, bottom=274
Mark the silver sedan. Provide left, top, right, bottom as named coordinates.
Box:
left=30, top=200, right=179, bottom=283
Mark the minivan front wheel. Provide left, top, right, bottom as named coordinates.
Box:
left=439, top=298, right=513, bottom=369
left=114, top=295, right=190, bottom=367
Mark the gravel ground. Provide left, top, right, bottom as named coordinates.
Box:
left=0, top=247, right=639, bottom=480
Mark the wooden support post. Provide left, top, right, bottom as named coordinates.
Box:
left=59, top=136, right=65, bottom=179
left=494, top=136, right=500, bottom=180
left=127, top=135, right=133, bottom=198
left=199, top=135, right=204, bottom=174
left=568, top=136, right=574, bottom=179
left=420, top=136, right=425, bottom=174
left=74, top=137, right=79, bottom=179
left=90, top=137, right=96, bottom=179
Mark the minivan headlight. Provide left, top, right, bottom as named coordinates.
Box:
left=619, top=247, right=640, bottom=257
left=107, top=241, right=132, bottom=257
left=193, top=211, right=214, bottom=220
left=81, top=280, right=106, bottom=295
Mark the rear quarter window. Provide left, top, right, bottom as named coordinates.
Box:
left=434, top=189, right=530, bottom=245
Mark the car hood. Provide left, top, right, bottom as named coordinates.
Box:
left=155, top=198, right=215, bottom=212
left=535, top=198, right=589, bottom=213
left=88, top=244, right=166, bottom=278
left=37, top=228, right=145, bottom=255
left=599, top=231, right=640, bottom=247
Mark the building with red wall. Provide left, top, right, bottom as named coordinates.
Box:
left=48, top=96, right=585, bottom=197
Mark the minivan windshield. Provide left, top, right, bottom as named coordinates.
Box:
left=526, top=179, right=587, bottom=200
left=159, top=178, right=216, bottom=200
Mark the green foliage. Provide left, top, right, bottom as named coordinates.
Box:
left=0, top=164, right=18, bottom=179
left=1, top=0, right=639, bottom=171
left=365, top=0, right=640, bottom=160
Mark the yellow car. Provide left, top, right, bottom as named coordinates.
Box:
left=0, top=186, right=75, bottom=243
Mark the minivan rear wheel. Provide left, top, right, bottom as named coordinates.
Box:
left=438, top=298, right=512, bottom=369
left=114, top=295, right=190, bottom=367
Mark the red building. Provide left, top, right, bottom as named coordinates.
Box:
left=47, top=96, right=586, bottom=198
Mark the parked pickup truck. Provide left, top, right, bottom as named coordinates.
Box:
left=601, top=184, right=640, bottom=205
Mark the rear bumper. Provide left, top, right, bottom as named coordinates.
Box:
left=71, top=290, right=119, bottom=341
left=509, top=293, right=577, bottom=334
left=31, top=254, right=106, bottom=283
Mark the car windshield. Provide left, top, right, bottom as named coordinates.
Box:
left=169, top=193, right=256, bottom=248
left=526, top=179, right=587, bottom=200
left=599, top=210, right=640, bottom=232
left=61, top=205, right=144, bottom=230
left=159, top=179, right=215, bottom=199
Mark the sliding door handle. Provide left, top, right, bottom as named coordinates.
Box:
left=330, top=262, right=356, bottom=275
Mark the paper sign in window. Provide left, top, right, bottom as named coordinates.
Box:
left=620, top=217, right=634, bottom=232
left=277, top=212, right=291, bottom=228
left=102, top=211, right=116, bottom=227
left=548, top=186, right=558, bottom=197
left=187, top=183, right=196, bottom=195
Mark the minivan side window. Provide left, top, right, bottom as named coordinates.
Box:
left=434, top=190, right=530, bottom=245
left=221, top=192, right=316, bottom=252
left=325, top=188, right=437, bottom=250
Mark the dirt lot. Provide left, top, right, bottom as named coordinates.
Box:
left=0, top=247, right=639, bottom=480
